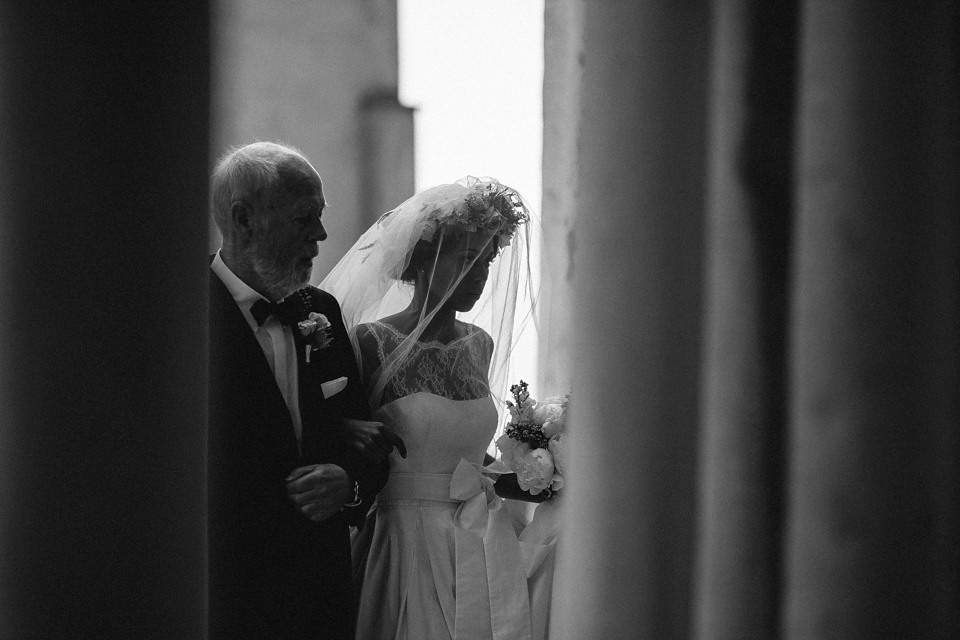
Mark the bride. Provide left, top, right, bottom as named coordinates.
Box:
left=322, top=177, right=540, bottom=640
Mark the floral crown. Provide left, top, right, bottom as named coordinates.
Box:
left=420, top=177, right=529, bottom=248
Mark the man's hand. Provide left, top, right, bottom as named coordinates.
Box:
left=285, top=464, right=352, bottom=522
left=343, top=418, right=407, bottom=466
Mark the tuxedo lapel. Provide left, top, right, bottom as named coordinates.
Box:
left=293, top=305, right=338, bottom=462
left=294, top=330, right=321, bottom=460
left=209, top=271, right=299, bottom=460
left=292, top=288, right=360, bottom=465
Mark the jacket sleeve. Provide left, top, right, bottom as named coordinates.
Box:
left=311, top=288, right=389, bottom=529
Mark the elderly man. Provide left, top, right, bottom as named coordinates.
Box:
left=207, top=142, right=403, bottom=639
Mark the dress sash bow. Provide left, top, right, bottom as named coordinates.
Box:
left=449, top=459, right=531, bottom=640
left=450, top=458, right=501, bottom=535
left=374, top=462, right=533, bottom=640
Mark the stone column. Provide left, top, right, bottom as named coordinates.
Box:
left=692, top=1, right=799, bottom=638
left=539, top=0, right=584, bottom=394
left=211, top=0, right=406, bottom=279
left=784, top=1, right=960, bottom=638
left=0, top=2, right=210, bottom=638
left=360, top=91, right=416, bottom=227
left=551, top=1, right=711, bottom=638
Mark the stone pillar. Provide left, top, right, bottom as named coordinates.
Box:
left=551, top=1, right=710, bottom=639
left=692, top=2, right=799, bottom=638
left=0, top=2, right=210, bottom=638
left=539, top=0, right=584, bottom=394
left=360, top=91, right=416, bottom=227
left=784, top=2, right=960, bottom=638
left=211, top=0, right=407, bottom=280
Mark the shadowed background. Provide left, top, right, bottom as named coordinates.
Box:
left=1, top=1, right=957, bottom=639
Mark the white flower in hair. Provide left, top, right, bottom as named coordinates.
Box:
left=417, top=176, right=529, bottom=244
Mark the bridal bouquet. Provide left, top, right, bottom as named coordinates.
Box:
left=493, top=381, right=569, bottom=497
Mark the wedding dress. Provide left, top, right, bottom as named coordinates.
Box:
left=351, top=321, right=532, bottom=640
left=319, top=176, right=541, bottom=639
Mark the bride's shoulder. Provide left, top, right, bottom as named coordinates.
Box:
left=354, top=321, right=376, bottom=338
left=456, top=320, right=489, bottom=337
left=456, top=321, right=493, bottom=352
left=353, top=322, right=390, bottom=373
left=355, top=320, right=387, bottom=344
left=354, top=319, right=405, bottom=352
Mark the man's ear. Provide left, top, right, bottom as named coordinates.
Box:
left=231, top=201, right=254, bottom=237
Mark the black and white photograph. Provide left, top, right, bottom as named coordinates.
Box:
left=1, top=1, right=957, bottom=639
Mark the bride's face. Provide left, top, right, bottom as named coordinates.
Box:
left=421, top=231, right=497, bottom=313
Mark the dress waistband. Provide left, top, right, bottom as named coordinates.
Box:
left=377, top=472, right=458, bottom=503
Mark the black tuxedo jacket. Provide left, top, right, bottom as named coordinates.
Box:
left=208, top=269, right=380, bottom=640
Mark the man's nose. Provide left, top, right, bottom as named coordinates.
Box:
left=309, top=219, right=327, bottom=242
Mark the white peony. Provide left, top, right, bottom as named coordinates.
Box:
left=542, top=419, right=563, bottom=439
left=548, top=433, right=568, bottom=476
left=515, top=448, right=555, bottom=495
left=550, top=473, right=564, bottom=492
left=531, top=400, right=565, bottom=426
left=496, top=434, right=530, bottom=469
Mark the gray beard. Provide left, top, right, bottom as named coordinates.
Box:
left=242, top=245, right=307, bottom=300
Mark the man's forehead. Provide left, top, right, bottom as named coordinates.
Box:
left=277, top=157, right=319, bottom=183
left=295, top=192, right=326, bottom=210
left=274, top=162, right=323, bottom=197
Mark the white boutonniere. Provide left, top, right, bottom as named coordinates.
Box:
left=297, top=312, right=333, bottom=363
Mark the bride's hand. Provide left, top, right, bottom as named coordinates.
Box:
left=285, top=464, right=352, bottom=522
left=343, top=418, right=408, bottom=465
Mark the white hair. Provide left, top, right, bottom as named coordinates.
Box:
left=210, top=141, right=311, bottom=236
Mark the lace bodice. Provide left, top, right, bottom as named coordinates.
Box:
left=356, top=321, right=493, bottom=410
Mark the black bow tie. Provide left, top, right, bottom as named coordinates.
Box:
left=250, top=289, right=311, bottom=327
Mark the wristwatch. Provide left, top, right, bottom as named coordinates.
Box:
left=342, top=480, right=362, bottom=508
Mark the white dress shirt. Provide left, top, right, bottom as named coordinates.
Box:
left=211, top=251, right=304, bottom=445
